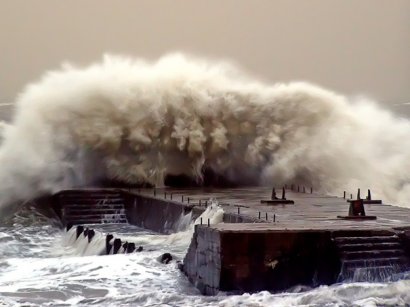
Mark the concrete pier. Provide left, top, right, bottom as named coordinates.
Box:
left=50, top=186, right=410, bottom=295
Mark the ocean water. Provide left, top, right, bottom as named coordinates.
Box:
left=1, top=205, right=410, bottom=307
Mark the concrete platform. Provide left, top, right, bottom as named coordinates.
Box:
left=133, top=187, right=410, bottom=294
left=51, top=186, right=410, bottom=295
left=136, top=187, right=410, bottom=229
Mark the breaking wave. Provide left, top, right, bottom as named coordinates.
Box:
left=0, top=53, right=410, bottom=215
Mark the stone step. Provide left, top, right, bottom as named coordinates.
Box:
left=67, top=219, right=128, bottom=225
left=337, top=242, right=401, bottom=251
left=65, top=213, right=127, bottom=220
left=64, top=204, right=125, bottom=210
left=340, top=265, right=404, bottom=282
left=334, top=236, right=399, bottom=245
left=342, top=257, right=409, bottom=268
left=341, top=249, right=405, bottom=260
left=58, top=192, right=121, bottom=197
left=59, top=198, right=124, bottom=204
left=64, top=207, right=125, bottom=214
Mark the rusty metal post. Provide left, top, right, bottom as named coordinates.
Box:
left=271, top=187, right=277, bottom=200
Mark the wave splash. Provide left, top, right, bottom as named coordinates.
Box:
left=0, top=53, right=410, bottom=215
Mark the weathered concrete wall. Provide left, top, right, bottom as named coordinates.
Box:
left=183, top=225, right=222, bottom=295
left=123, top=192, right=205, bottom=234
left=183, top=226, right=341, bottom=295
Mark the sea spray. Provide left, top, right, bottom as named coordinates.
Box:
left=0, top=53, right=410, bottom=217
left=61, top=202, right=224, bottom=257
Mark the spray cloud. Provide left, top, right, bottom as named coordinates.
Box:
left=0, top=53, right=409, bottom=216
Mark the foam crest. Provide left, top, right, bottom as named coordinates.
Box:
left=0, top=53, right=410, bottom=216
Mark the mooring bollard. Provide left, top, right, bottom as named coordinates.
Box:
left=271, top=187, right=278, bottom=200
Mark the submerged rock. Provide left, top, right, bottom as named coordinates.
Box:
left=160, top=253, right=173, bottom=264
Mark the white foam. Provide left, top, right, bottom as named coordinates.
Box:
left=1, top=53, right=410, bottom=217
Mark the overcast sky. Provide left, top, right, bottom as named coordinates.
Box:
left=0, top=0, right=409, bottom=118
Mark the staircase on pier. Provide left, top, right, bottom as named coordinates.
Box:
left=55, top=189, right=128, bottom=225
left=334, top=231, right=410, bottom=282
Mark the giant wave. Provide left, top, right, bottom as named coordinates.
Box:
left=0, top=53, right=409, bottom=216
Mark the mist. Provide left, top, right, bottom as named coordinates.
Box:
left=0, top=53, right=409, bottom=217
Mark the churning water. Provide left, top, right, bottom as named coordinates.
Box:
left=0, top=204, right=410, bottom=307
